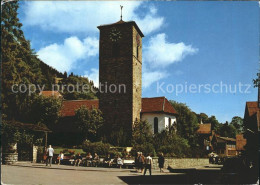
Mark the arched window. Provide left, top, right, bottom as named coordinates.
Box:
left=112, top=43, right=120, bottom=57
left=154, top=117, right=158, bottom=134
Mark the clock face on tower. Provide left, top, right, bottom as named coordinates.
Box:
left=109, top=28, right=122, bottom=42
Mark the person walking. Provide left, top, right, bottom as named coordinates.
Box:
left=143, top=153, right=153, bottom=176
left=117, top=155, right=123, bottom=169
left=158, top=153, right=165, bottom=172
left=139, top=152, right=145, bottom=173
left=135, top=152, right=140, bottom=172
left=46, top=145, right=54, bottom=167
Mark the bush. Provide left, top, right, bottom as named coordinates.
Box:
left=131, top=143, right=155, bottom=156
left=153, top=130, right=191, bottom=158
left=82, top=140, right=111, bottom=156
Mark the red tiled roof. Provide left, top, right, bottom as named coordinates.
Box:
left=61, top=100, right=99, bottom=117
left=60, top=97, right=177, bottom=117
left=41, top=91, right=62, bottom=98
left=217, top=136, right=236, bottom=142
left=245, top=101, right=260, bottom=130
left=246, top=101, right=259, bottom=117
left=197, top=123, right=211, bottom=134
left=141, top=97, right=178, bottom=115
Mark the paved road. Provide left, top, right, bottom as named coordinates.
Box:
left=2, top=163, right=174, bottom=185
left=2, top=162, right=231, bottom=185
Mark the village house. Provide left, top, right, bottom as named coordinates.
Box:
left=243, top=101, right=259, bottom=165
left=197, top=122, right=247, bottom=157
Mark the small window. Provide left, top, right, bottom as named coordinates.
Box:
left=112, top=43, right=120, bottom=57
left=154, top=117, right=158, bottom=134
left=136, top=46, right=139, bottom=58
left=168, top=117, right=171, bottom=128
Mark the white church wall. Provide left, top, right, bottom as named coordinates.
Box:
left=141, top=113, right=176, bottom=134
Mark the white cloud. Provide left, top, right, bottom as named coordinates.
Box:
left=141, top=33, right=198, bottom=88
left=143, top=70, right=168, bottom=88
left=37, top=36, right=98, bottom=72
left=22, top=1, right=163, bottom=35
left=143, top=33, right=198, bottom=68
left=84, top=68, right=99, bottom=87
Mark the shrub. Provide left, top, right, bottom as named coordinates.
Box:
left=82, top=140, right=111, bottom=156
left=131, top=143, right=155, bottom=156
left=68, top=150, right=75, bottom=155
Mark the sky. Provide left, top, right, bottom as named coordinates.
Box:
left=18, top=1, right=259, bottom=123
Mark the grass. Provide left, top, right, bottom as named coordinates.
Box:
left=53, top=147, right=84, bottom=155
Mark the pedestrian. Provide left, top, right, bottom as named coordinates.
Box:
left=139, top=152, right=145, bottom=173
left=117, top=155, right=123, bottom=169
left=58, top=151, right=64, bottom=165
left=135, top=152, right=140, bottom=172
left=158, top=153, right=165, bottom=172
left=143, top=153, right=153, bottom=176
left=46, top=145, right=54, bottom=167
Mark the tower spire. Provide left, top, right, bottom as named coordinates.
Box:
left=120, top=5, right=123, bottom=21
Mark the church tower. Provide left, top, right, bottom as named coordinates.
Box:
left=97, top=17, right=144, bottom=146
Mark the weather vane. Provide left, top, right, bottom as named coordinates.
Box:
left=120, top=5, right=123, bottom=20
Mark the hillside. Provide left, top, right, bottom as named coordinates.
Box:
left=1, top=1, right=97, bottom=120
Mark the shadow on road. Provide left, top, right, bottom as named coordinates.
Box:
left=118, top=168, right=253, bottom=184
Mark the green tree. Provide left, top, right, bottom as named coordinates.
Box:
left=208, top=115, right=221, bottom=132
left=132, top=120, right=153, bottom=146
left=27, top=95, right=62, bottom=127
left=60, top=75, right=98, bottom=100
left=153, top=130, right=190, bottom=157
left=230, top=116, right=244, bottom=133
left=170, top=101, right=199, bottom=147
left=197, top=113, right=209, bottom=123
left=131, top=120, right=154, bottom=155
left=75, top=106, right=104, bottom=142
left=82, top=140, right=111, bottom=156
left=1, top=1, right=63, bottom=120
left=219, top=121, right=237, bottom=138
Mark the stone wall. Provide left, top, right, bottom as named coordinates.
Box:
left=152, top=158, right=209, bottom=169
left=2, top=153, right=18, bottom=165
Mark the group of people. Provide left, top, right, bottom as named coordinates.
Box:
left=103, top=154, right=124, bottom=168
left=45, top=145, right=166, bottom=175
left=134, top=152, right=165, bottom=176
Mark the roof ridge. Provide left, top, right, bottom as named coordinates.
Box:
left=63, top=99, right=99, bottom=102
left=142, top=96, right=165, bottom=99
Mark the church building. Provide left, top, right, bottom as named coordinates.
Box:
left=46, top=15, right=178, bottom=146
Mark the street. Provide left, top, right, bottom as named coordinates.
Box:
left=1, top=162, right=225, bottom=185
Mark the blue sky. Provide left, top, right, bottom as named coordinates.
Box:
left=18, top=1, right=259, bottom=123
